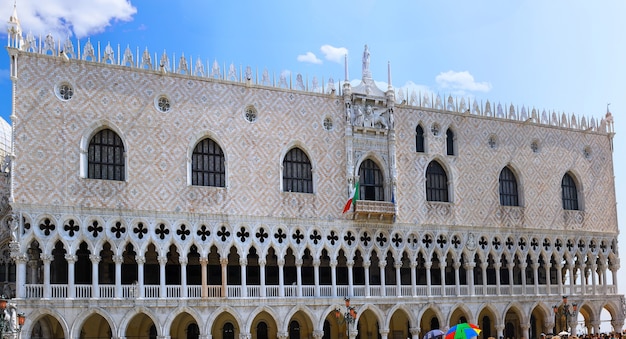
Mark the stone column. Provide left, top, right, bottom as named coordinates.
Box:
left=520, top=323, right=530, bottom=339
left=379, top=328, right=389, bottom=339
left=410, top=327, right=421, bottom=339
left=379, top=261, right=386, bottom=297
left=590, top=263, right=597, bottom=295
left=557, top=263, right=565, bottom=296
left=425, top=262, right=432, bottom=297
left=295, top=258, right=302, bottom=297
left=28, top=257, right=38, bottom=284
left=453, top=261, right=461, bottom=296
left=113, top=255, right=123, bottom=298
left=136, top=255, right=145, bottom=298
left=240, top=258, right=248, bottom=298
left=440, top=261, right=446, bottom=296
left=610, top=264, right=618, bottom=288
left=278, top=258, right=285, bottom=297
left=200, top=258, right=208, bottom=298
left=465, top=262, right=475, bottom=296
left=568, top=264, right=587, bottom=294
left=507, top=261, right=514, bottom=293
left=220, top=258, right=228, bottom=298
left=312, top=330, right=324, bottom=339
left=519, top=262, right=527, bottom=295
left=259, top=258, right=267, bottom=297
left=394, top=261, right=402, bottom=296
left=590, top=320, right=600, bottom=335
left=313, top=259, right=320, bottom=297
left=347, top=260, right=354, bottom=297
left=545, top=262, right=552, bottom=295
left=531, top=262, right=539, bottom=295
left=66, top=254, right=77, bottom=299
left=158, top=255, right=167, bottom=298
left=331, top=260, right=338, bottom=297
left=180, top=257, right=188, bottom=298
left=90, top=254, right=101, bottom=298
left=363, top=261, right=370, bottom=297
left=410, top=262, right=417, bottom=297
left=41, top=254, right=52, bottom=299
left=481, top=262, right=488, bottom=293
left=494, top=262, right=502, bottom=296
left=495, top=325, right=505, bottom=339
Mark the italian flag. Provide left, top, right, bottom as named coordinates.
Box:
left=342, top=181, right=360, bottom=213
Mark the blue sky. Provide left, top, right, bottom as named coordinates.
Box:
left=0, top=0, right=624, bottom=329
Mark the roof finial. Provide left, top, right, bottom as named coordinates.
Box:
left=607, top=102, right=611, bottom=114
left=387, top=61, right=392, bottom=89
left=344, top=53, right=348, bottom=82
left=362, top=44, right=370, bottom=79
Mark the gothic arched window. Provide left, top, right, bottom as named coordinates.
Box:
left=283, top=147, right=313, bottom=193
left=416, top=124, right=425, bottom=152
left=499, top=167, right=519, bottom=206
left=561, top=173, right=579, bottom=210
left=358, top=159, right=384, bottom=201
left=88, top=129, right=125, bottom=181
left=426, top=161, right=449, bottom=202
left=192, top=138, right=225, bottom=187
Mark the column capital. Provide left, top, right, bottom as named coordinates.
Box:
left=179, top=258, right=188, bottom=266
left=113, top=255, right=124, bottom=264
left=135, top=255, right=146, bottom=265
left=409, top=327, right=421, bottom=336
left=240, top=258, right=248, bottom=266
left=41, top=254, right=53, bottom=264
left=220, top=258, right=229, bottom=265
left=89, top=254, right=101, bottom=264
left=157, top=256, right=168, bottom=265
left=65, top=254, right=78, bottom=263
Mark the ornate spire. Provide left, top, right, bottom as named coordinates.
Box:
left=7, top=0, right=23, bottom=49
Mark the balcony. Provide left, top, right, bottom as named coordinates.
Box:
left=22, top=283, right=618, bottom=300
left=353, top=200, right=395, bottom=222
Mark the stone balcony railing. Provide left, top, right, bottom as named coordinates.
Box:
left=353, top=200, right=396, bottom=222
left=22, top=283, right=617, bottom=300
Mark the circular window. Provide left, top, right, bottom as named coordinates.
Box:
left=55, top=82, right=74, bottom=101
left=530, top=139, right=540, bottom=153
left=323, top=117, right=333, bottom=131
left=155, top=95, right=171, bottom=113
left=244, top=105, right=257, bottom=123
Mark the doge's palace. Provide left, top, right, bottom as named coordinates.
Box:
left=0, top=5, right=623, bottom=339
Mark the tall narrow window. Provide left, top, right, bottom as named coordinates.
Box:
left=446, top=128, right=455, bottom=156
left=358, top=159, right=384, bottom=201
left=88, top=129, right=125, bottom=181
left=416, top=125, right=425, bottom=152
left=561, top=173, right=579, bottom=210
left=192, top=138, right=225, bottom=187
left=499, top=167, right=519, bottom=206
left=283, top=148, right=313, bottom=193
left=426, top=161, right=449, bottom=202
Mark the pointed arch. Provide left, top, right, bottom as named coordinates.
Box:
left=426, top=160, right=449, bottom=202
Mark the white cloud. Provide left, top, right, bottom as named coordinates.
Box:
left=435, top=70, right=492, bottom=93
left=2, top=0, right=137, bottom=39
left=320, top=45, right=348, bottom=63
left=297, top=52, right=322, bottom=64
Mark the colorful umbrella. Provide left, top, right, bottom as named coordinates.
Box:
left=445, top=323, right=481, bottom=339
left=424, top=329, right=445, bottom=339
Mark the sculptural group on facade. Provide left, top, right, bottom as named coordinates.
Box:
left=349, top=104, right=389, bottom=129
